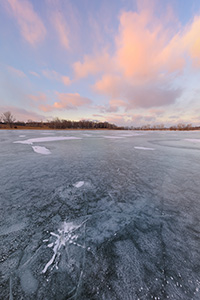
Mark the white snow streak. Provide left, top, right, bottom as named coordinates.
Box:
left=73, top=181, right=85, bottom=188
left=32, top=146, right=51, bottom=155
left=184, top=139, right=200, bottom=143
left=14, top=136, right=82, bottom=145
left=134, top=146, right=155, bottom=151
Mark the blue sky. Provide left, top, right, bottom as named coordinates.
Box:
left=0, top=0, right=200, bottom=126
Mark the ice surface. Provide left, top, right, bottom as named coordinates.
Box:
left=0, top=222, right=26, bottom=235
left=32, top=146, right=51, bottom=155
left=19, top=269, right=38, bottom=294
left=1, top=130, right=200, bottom=299
left=134, top=146, right=155, bottom=150
left=14, top=136, right=82, bottom=144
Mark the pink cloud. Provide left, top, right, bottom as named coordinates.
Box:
left=42, top=69, right=71, bottom=86
left=29, top=71, right=40, bottom=77
left=39, top=92, right=92, bottom=112
left=7, top=66, right=26, bottom=78
left=61, top=76, right=71, bottom=86
left=91, top=4, right=200, bottom=109
left=94, top=74, right=182, bottom=109
left=93, top=74, right=123, bottom=98
left=115, top=8, right=185, bottom=80
left=6, top=0, right=46, bottom=46
left=148, top=108, right=165, bottom=115
left=52, top=11, right=69, bottom=50
left=183, top=16, right=200, bottom=68
left=28, top=92, right=47, bottom=103
left=73, top=52, right=113, bottom=79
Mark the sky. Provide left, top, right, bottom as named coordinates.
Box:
left=0, top=0, right=200, bottom=127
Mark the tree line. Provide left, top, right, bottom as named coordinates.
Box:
left=0, top=111, right=199, bottom=130
left=0, top=111, right=120, bottom=130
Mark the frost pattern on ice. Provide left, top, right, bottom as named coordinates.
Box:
left=42, top=220, right=86, bottom=274
left=32, top=146, right=51, bottom=155
left=73, top=181, right=85, bottom=188
left=134, top=146, right=155, bottom=150
left=14, top=136, right=82, bottom=145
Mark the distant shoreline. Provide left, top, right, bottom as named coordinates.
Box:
left=0, top=127, right=199, bottom=132
left=0, top=127, right=117, bottom=131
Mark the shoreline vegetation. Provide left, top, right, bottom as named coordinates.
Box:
left=0, top=111, right=199, bottom=131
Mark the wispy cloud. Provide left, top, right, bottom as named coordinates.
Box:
left=29, top=71, right=40, bottom=77
left=7, top=66, right=26, bottom=78
left=38, top=92, right=92, bottom=112
left=52, top=11, right=69, bottom=50
left=28, top=92, right=47, bottom=103
left=42, top=69, right=71, bottom=86
left=5, top=0, right=46, bottom=46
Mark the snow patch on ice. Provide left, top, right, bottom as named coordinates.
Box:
left=119, top=133, right=145, bottom=137
left=40, top=132, right=55, bottom=135
left=14, top=136, right=82, bottom=145
left=73, top=181, right=85, bottom=188
left=19, top=135, right=26, bottom=137
left=82, top=133, right=92, bottom=137
left=184, top=139, right=200, bottom=143
left=103, top=136, right=124, bottom=139
left=32, top=146, right=51, bottom=155
left=134, top=146, right=155, bottom=151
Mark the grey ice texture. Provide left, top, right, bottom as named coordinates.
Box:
left=0, top=129, right=200, bottom=300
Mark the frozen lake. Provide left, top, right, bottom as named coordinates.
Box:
left=0, top=130, right=200, bottom=300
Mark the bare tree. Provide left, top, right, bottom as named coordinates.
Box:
left=1, top=111, right=16, bottom=128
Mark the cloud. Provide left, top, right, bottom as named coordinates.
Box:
left=148, top=108, right=165, bottom=115
left=29, top=71, right=40, bottom=77
left=93, top=74, right=122, bottom=98
left=94, top=73, right=182, bottom=109
left=46, top=0, right=80, bottom=51
left=52, top=11, right=69, bottom=50
left=28, top=92, right=47, bottom=103
left=125, top=85, right=182, bottom=108
left=39, top=92, right=92, bottom=112
left=91, top=3, right=200, bottom=109
left=67, top=2, right=198, bottom=112
left=73, top=52, right=113, bottom=80
left=183, top=16, right=200, bottom=68
left=62, top=76, right=71, bottom=85
left=7, top=66, right=26, bottom=78
left=6, top=0, right=46, bottom=46
left=42, top=69, right=71, bottom=86
left=95, top=99, right=127, bottom=113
